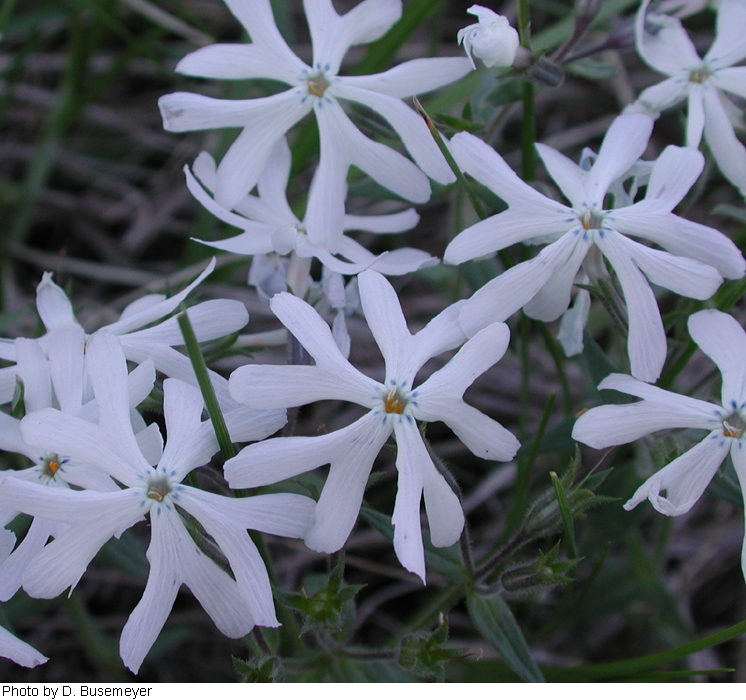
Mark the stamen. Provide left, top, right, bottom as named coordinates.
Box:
left=724, top=421, right=744, bottom=439
left=146, top=475, right=172, bottom=502
left=722, top=412, right=746, bottom=439
left=41, top=453, right=63, bottom=478
left=582, top=211, right=591, bottom=230
left=307, top=72, right=330, bottom=98
left=384, top=387, right=406, bottom=414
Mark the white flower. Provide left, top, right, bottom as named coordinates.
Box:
left=186, top=140, right=435, bottom=277
left=0, top=326, right=156, bottom=602
left=0, top=260, right=285, bottom=441
left=630, top=0, right=746, bottom=196
left=445, top=114, right=745, bottom=382
left=225, top=270, right=520, bottom=582
left=158, top=0, right=472, bottom=215
left=457, top=5, right=520, bottom=69
left=2, top=332, right=315, bottom=674
left=572, top=310, right=746, bottom=580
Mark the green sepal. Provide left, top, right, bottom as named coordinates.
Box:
left=275, top=555, right=364, bottom=636
left=398, top=618, right=466, bottom=682
left=233, top=655, right=282, bottom=682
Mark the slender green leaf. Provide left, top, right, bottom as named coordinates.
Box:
left=466, top=593, right=545, bottom=683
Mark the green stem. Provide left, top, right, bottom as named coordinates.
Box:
left=517, top=0, right=535, bottom=181
left=412, top=97, right=487, bottom=221
left=178, top=305, right=236, bottom=460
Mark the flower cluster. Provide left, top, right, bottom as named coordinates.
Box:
left=4, top=0, right=746, bottom=678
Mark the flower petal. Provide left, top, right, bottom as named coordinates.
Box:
left=624, top=433, right=729, bottom=515
left=102, top=258, right=217, bottom=336
left=524, top=232, right=591, bottom=322
left=444, top=206, right=569, bottom=264
left=316, top=97, right=431, bottom=204
left=0, top=626, right=47, bottom=668
left=176, top=43, right=303, bottom=84
left=609, top=205, right=745, bottom=279
left=585, top=114, right=653, bottom=208
left=15, top=339, right=51, bottom=414
left=617, top=234, right=722, bottom=300
left=449, top=131, right=569, bottom=211
left=48, top=325, right=85, bottom=415
left=535, top=143, right=586, bottom=208
left=686, top=85, right=705, bottom=147
left=597, top=231, right=667, bottom=383
left=341, top=57, right=472, bottom=98
left=630, top=77, right=688, bottom=118
left=19, top=489, right=146, bottom=598
left=688, top=309, right=746, bottom=409
left=212, top=90, right=311, bottom=209
left=222, top=0, right=307, bottom=71
left=392, top=420, right=428, bottom=582
left=304, top=0, right=401, bottom=74
left=178, top=488, right=279, bottom=627
left=229, top=364, right=379, bottom=409
left=709, top=66, right=746, bottom=100
left=335, top=83, right=454, bottom=184
left=305, top=411, right=391, bottom=553
left=458, top=252, right=558, bottom=337
left=702, top=85, right=746, bottom=198
left=704, top=0, right=746, bottom=69
left=642, top=145, right=703, bottom=211
left=635, top=0, right=701, bottom=75
left=36, top=272, right=77, bottom=332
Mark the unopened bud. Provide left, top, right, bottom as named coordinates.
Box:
left=457, top=5, right=520, bottom=69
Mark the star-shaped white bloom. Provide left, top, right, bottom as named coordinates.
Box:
left=445, top=114, right=745, bottom=382
left=573, top=310, right=746, bottom=581
left=225, top=270, right=520, bottom=582
left=187, top=140, right=434, bottom=278
left=457, top=5, right=520, bottom=69
left=1, top=332, right=315, bottom=674
left=158, top=0, right=472, bottom=225
left=0, top=326, right=158, bottom=602
left=630, top=0, right=746, bottom=196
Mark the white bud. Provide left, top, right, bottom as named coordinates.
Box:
left=457, top=5, right=520, bottom=69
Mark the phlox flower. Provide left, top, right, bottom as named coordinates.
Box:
left=186, top=139, right=437, bottom=354
left=445, top=114, right=745, bottom=382
left=0, top=259, right=285, bottom=441
left=2, top=332, right=315, bottom=673
left=458, top=5, right=520, bottom=69
left=630, top=0, right=746, bottom=196
left=158, top=0, right=472, bottom=235
left=0, top=326, right=157, bottom=602
left=225, top=270, right=520, bottom=582
left=573, top=310, right=746, bottom=581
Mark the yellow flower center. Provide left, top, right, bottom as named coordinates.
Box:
left=384, top=387, right=407, bottom=414
left=307, top=72, right=330, bottom=98
left=581, top=210, right=604, bottom=230
left=146, top=475, right=172, bottom=502
left=723, top=412, right=746, bottom=439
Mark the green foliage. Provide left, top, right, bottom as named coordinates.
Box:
left=277, top=556, right=364, bottom=636
left=466, top=593, right=544, bottom=683
left=398, top=618, right=466, bottom=682
left=233, top=655, right=282, bottom=683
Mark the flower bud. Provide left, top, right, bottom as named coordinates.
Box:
left=457, top=5, right=520, bottom=69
